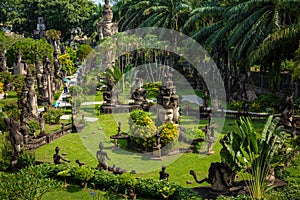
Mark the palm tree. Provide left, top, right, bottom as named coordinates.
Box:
left=118, top=0, right=191, bottom=31
left=185, top=0, right=300, bottom=93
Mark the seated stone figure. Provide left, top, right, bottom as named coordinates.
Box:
left=53, top=146, right=70, bottom=164
left=96, top=142, right=111, bottom=170
left=159, top=166, right=169, bottom=181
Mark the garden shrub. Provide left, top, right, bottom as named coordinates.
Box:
left=1, top=99, right=19, bottom=120
left=59, top=53, right=76, bottom=75
left=43, top=107, right=64, bottom=124
left=74, top=166, right=95, bottom=188
left=159, top=122, right=179, bottom=148
left=77, top=44, right=93, bottom=62
left=143, top=82, right=162, bottom=99
left=0, top=132, right=12, bottom=171
left=254, top=94, right=282, bottom=112
left=27, top=119, right=39, bottom=135
left=6, top=38, right=53, bottom=67
left=128, top=109, right=157, bottom=151
left=17, top=150, right=35, bottom=169
left=185, top=128, right=205, bottom=153
left=0, top=165, right=61, bottom=200
left=31, top=163, right=199, bottom=200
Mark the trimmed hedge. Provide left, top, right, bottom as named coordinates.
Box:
left=33, top=163, right=200, bottom=200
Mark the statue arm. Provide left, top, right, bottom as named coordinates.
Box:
left=105, top=153, right=111, bottom=160
left=61, top=155, right=70, bottom=163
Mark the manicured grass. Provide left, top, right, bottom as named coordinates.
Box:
left=42, top=185, right=121, bottom=200
left=36, top=113, right=267, bottom=189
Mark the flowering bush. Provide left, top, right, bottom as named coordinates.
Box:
left=159, top=122, right=179, bottom=147
left=128, top=110, right=157, bottom=151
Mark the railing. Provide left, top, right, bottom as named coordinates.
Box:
left=24, top=124, right=73, bottom=150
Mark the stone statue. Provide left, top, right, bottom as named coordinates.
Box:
left=96, top=142, right=111, bottom=170
left=190, top=134, right=237, bottom=191
left=53, top=49, right=62, bottom=90
left=4, top=118, right=23, bottom=159
left=190, top=162, right=236, bottom=191
left=131, top=78, right=147, bottom=105
left=13, top=49, right=27, bottom=75
left=75, top=159, right=86, bottom=167
left=159, top=166, right=169, bottom=181
left=25, top=70, right=39, bottom=118
left=117, top=121, right=121, bottom=135
left=0, top=52, right=7, bottom=72
left=97, top=0, right=118, bottom=40
left=36, top=56, right=44, bottom=95
left=41, top=56, right=55, bottom=105
left=156, top=68, right=180, bottom=124
left=39, top=112, right=45, bottom=134
left=53, top=146, right=70, bottom=164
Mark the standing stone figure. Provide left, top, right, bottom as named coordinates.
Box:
left=36, top=56, right=44, bottom=95
left=39, top=112, right=45, bottom=135
left=4, top=118, right=23, bottom=159
left=42, top=56, right=55, bottom=105
left=53, top=49, right=62, bottom=90
left=0, top=52, right=7, bottom=72
left=18, top=70, right=38, bottom=121
left=96, top=142, right=111, bottom=170
left=13, top=49, right=27, bottom=75
left=25, top=70, right=39, bottom=118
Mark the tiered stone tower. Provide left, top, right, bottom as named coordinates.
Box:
left=157, top=66, right=180, bottom=124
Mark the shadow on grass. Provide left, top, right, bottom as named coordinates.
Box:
left=66, top=185, right=82, bottom=193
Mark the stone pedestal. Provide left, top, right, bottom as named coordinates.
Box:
left=151, top=145, right=162, bottom=160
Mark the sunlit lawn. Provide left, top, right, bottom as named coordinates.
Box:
left=35, top=113, right=266, bottom=188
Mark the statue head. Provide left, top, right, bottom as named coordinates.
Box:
left=55, top=146, right=60, bottom=153
left=99, top=142, right=104, bottom=150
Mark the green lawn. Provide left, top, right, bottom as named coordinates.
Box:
left=35, top=113, right=266, bottom=189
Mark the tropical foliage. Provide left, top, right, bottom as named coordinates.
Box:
left=6, top=38, right=54, bottom=68
left=221, top=116, right=286, bottom=199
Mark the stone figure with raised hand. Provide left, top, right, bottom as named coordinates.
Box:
left=96, top=142, right=111, bottom=170
left=53, top=146, right=70, bottom=164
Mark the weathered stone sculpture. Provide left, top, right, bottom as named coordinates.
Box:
left=159, top=166, right=169, bottom=181
left=97, top=0, right=118, bottom=40
left=157, top=67, right=180, bottom=124
left=33, top=10, right=46, bottom=39
left=13, top=49, right=27, bottom=75
left=40, top=56, right=55, bottom=105
left=53, top=49, right=62, bottom=90
left=36, top=56, right=44, bottom=95
left=131, top=78, right=147, bottom=105
left=96, top=142, right=111, bottom=170
left=39, top=112, right=45, bottom=135
left=53, top=146, right=70, bottom=164
left=0, top=52, right=7, bottom=72
left=19, top=69, right=39, bottom=119
left=4, top=118, right=23, bottom=159
left=190, top=162, right=236, bottom=191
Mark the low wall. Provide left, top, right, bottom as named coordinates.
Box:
left=24, top=124, right=73, bottom=150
